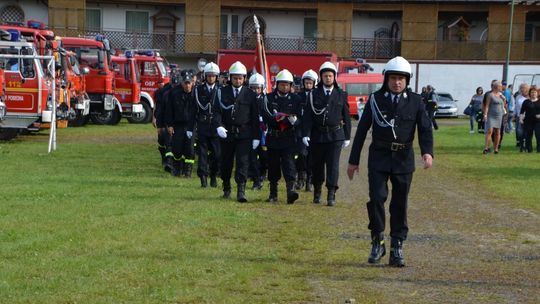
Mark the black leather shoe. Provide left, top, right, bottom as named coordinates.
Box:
left=200, top=176, right=208, bottom=188
left=237, top=183, right=248, bottom=203
left=222, top=180, right=231, bottom=199
left=327, top=187, right=336, bottom=206
left=286, top=181, right=299, bottom=204
left=210, top=175, right=218, bottom=188
left=313, top=184, right=322, bottom=204
left=389, top=238, right=405, bottom=267
left=367, top=232, right=386, bottom=264
left=266, top=182, right=278, bottom=203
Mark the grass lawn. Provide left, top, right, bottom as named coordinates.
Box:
left=0, top=119, right=537, bottom=303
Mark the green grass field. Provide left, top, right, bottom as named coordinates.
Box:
left=1, top=119, right=538, bottom=303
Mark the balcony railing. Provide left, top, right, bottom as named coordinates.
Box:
left=351, top=38, right=401, bottom=59
left=436, top=40, right=487, bottom=60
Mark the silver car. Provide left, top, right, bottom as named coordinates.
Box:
left=435, top=92, right=459, bottom=118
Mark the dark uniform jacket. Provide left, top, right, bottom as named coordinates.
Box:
left=194, top=83, right=220, bottom=137
left=302, top=86, right=352, bottom=144
left=164, top=86, right=196, bottom=130
left=213, top=85, right=259, bottom=141
left=348, top=89, right=434, bottom=174
left=261, top=91, right=302, bottom=149
left=154, top=83, right=172, bottom=128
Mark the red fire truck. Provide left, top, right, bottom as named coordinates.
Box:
left=0, top=30, right=52, bottom=140
left=337, top=59, right=383, bottom=119
left=132, top=50, right=169, bottom=123
left=61, top=35, right=119, bottom=124
left=105, top=51, right=142, bottom=124
left=0, top=60, right=6, bottom=123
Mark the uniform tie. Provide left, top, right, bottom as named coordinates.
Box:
left=393, top=94, right=399, bottom=110
left=326, top=89, right=331, bottom=97
left=234, top=88, right=239, bottom=98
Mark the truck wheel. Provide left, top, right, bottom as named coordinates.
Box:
left=90, top=108, right=119, bottom=125
left=127, top=101, right=152, bottom=124
left=0, top=128, right=18, bottom=140
left=68, top=113, right=89, bottom=127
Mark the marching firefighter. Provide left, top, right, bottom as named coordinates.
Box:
left=347, top=56, right=434, bottom=267
left=164, top=70, right=196, bottom=177
left=302, top=62, right=352, bottom=206
left=154, top=66, right=179, bottom=172
left=213, top=61, right=260, bottom=202
left=261, top=69, right=302, bottom=204
left=194, top=62, right=221, bottom=187
left=247, top=73, right=268, bottom=190
left=296, top=69, right=318, bottom=192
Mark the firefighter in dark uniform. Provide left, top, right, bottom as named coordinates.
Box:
left=425, top=85, right=439, bottom=130
left=213, top=61, right=260, bottom=202
left=164, top=70, right=196, bottom=177
left=154, top=66, right=178, bottom=172
left=261, top=69, right=302, bottom=204
left=296, top=69, right=318, bottom=192
left=302, top=62, right=352, bottom=206
left=194, top=62, right=221, bottom=187
left=347, top=56, right=434, bottom=267
left=247, top=72, right=268, bottom=190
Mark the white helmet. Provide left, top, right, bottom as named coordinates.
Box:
left=275, top=69, right=294, bottom=83
left=203, top=62, right=219, bottom=77
left=302, top=69, right=318, bottom=83
left=319, top=61, right=337, bottom=75
left=249, top=73, right=265, bottom=87
left=228, top=61, right=247, bottom=77
left=382, top=56, right=412, bottom=78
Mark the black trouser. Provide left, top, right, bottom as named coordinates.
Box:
left=157, top=127, right=170, bottom=158
left=267, top=146, right=296, bottom=183
left=311, top=141, right=343, bottom=189
left=366, top=170, right=413, bottom=240
left=428, top=109, right=438, bottom=129
left=295, top=139, right=311, bottom=177
left=171, top=126, right=194, bottom=163
left=524, top=122, right=540, bottom=152
left=220, top=138, right=251, bottom=186
left=248, top=145, right=267, bottom=181
left=196, top=133, right=221, bottom=177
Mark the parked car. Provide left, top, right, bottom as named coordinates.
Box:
left=434, top=91, right=459, bottom=118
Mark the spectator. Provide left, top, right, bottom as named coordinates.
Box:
left=425, top=85, right=438, bottom=130
left=519, top=86, right=540, bottom=153
left=514, top=83, right=530, bottom=150
left=483, top=80, right=505, bottom=154
left=468, top=87, right=484, bottom=133
left=503, top=82, right=515, bottom=133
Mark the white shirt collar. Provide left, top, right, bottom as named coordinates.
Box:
left=233, top=86, right=242, bottom=94
left=323, top=86, right=334, bottom=95
left=206, top=83, right=215, bottom=91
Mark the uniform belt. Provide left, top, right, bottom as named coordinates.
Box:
left=228, top=124, right=249, bottom=134
left=268, top=128, right=294, bottom=137
left=372, top=140, right=412, bottom=151
left=197, top=114, right=212, bottom=123
left=317, top=124, right=342, bottom=132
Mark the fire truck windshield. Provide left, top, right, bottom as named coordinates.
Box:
left=70, top=47, right=104, bottom=70
left=156, top=61, right=167, bottom=77
left=345, top=83, right=382, bottom=96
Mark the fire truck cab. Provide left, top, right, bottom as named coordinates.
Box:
left=132, top=50, right=169, bottom=123
left=61, top=35, right=119, bottom=124
left=336, top=59, right=383, bottom=120
left=0, top=30, right=51, bottom=140
left=0, top=61, right=6, bottom=122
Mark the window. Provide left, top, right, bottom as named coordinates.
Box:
left=86, top=9, right=101, bottom=31
left=344, top=83, right=382, bottom=96
left=304, top=17, right=317, bottom=39
left=141, top=62, right=158, bottom=76
left=126, top=11, right=149, bottom=33
left=231, top=15, right=239, bottom=34
left=0, top=5, right=24, bottom=24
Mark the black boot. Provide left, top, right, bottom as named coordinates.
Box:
left=159, top=147, right=168, bottom=171
left=313, top=184, right=322, bottom=204
left=183, top=163, right=192, bottom=178
left=389, top=238, right=405, bottom=267
left=222, top=180, right=231, bottom=199
left=171, top=160, right=182, bottom=177
left=266, top=182, right=278, bottom=203
left=200, top=175, right=208, bottom=188
left=286, top=180, right=299, bottom=204
left=163, top=156, right=174, bottom=173
left=367, top=232, right=386, bottom=264
left=305, top=175, right=313, bottom=192
left=327, top=187, right=336, bottom=206
left=210, top=175, right=218, bottom=188
left=252, top=177, right=263, bottom=190
left=237, top=183, right=248, bottom=203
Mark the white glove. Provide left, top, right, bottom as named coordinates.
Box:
left=342, top=140, right=350, bottom=148
left=252, top=139, right=260, bottom=150
left=288, top=115, right=297, bottom=125
left=217, top=126, right=228, bottom=139
left=302, top=137, right=310, bottom=147
left=186, top=131, right=193, bottom=139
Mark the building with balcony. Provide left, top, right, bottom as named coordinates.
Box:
left=1, top=0, right=539, bottom=62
